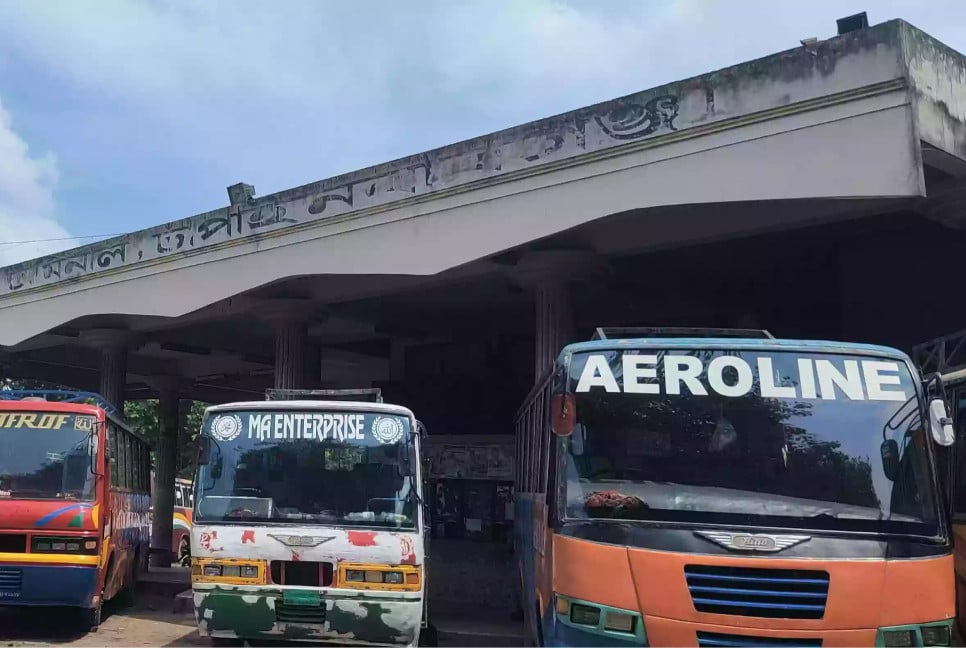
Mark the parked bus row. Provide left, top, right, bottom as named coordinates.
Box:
left=0, top=326, right=963, bottom=646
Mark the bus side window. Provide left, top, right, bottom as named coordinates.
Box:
left=139, top=440, right=149, bottom=493
left=108, top=424, right=119, bottom=488
left=121, top=434, right=132, bottom=490
left=175, top=487, right=183, bottom=507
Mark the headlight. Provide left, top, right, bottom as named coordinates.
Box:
left=192, top=559, right=264, bottom=583
left=338, top=563, right=420, bottom=591
left=31, top=536, right=98, bottom=554
left=554, top=594, right=645, bottom=642
left=878, top=621, right=953, bottom=647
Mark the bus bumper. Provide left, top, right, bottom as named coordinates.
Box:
left=0, top=564, right=98, bottom=608
left=192, top=586, right=423, bottom=646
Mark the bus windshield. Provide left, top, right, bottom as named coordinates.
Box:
left=0, top=411, right=96, bottom=500
left=196, top=409, right=416, bottom=529
left=563, top=349, right=941, bottom=537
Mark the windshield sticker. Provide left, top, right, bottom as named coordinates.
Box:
left=210, top=414, right=243, bottom=442
left=372, top=416, right=405, bottom=444
left=0, top=413, right=71, bottom=429
left=575, top=354, right=908, bottom=401
left=248, top=412, right=367, bottom=442
left=74, top=415, right=95, bottom=432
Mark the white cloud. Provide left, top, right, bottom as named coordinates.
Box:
left=0, top=97, right=77, bottom=266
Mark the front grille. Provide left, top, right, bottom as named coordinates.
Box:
left=275, top=602, right=326, bottom=625
left=0, top=567, right=22, bottom=591
left=270, top=561, right=333, bottom=587
left=697, top=631, right=823, bottom=647
left=0, top=533, right=26, bottom=553
left=685, top=565, right=829, bottom=619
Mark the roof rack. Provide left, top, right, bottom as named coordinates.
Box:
left=591, top=327, right=775, bottom=341
left=0, top=389, right=122, bottom=418
left=265, top=388, right=384, bottom=403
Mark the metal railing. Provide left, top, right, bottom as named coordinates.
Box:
left=0, top=389, right=121, bottom=418
left=265, top=388, right=384, bottom=403
left=513, top=369, right=553, bottom=496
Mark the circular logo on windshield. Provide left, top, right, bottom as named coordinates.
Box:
left=210, top=414, right=243, bottom=442
left=371, top=417, right=404, bottom=444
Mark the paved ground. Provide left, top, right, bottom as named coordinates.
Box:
left=0, top=593, right=523, bottom=647
left=0, top=594, right=205, bottom=647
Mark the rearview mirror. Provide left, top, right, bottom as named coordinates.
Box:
left=929, top=398, right=955, bottom=447
left=89, top=433, right=102, bottom=476
left=196, top=436, right=212, bottom=465
left=550, top=393, right=575, bottom=437
left=880, top=439, right=900, bottom=481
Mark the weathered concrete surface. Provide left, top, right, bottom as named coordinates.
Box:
left=0, top=19, right=912, bottom=299
left=0, top=18, right=953, bottom=352
left=903, top=21, right=966, bottom=166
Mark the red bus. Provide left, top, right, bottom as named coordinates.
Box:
left=0, top=390, right=152, bottom=629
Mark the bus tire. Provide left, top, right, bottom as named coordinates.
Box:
left=83, top=603, right=102, bottom=632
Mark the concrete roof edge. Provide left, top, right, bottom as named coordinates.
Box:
left=0, top=16, right=921, bottom=280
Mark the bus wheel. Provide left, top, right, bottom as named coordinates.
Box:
left=83, top=603, right=102, bottom=632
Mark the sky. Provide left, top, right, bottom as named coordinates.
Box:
left=0, top=0, right=964, bottom=266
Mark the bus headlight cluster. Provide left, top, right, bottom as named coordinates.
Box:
left=338, top=563, right=420, bottom=591
left=554, top=593, right=645, bottom=641
left=203, top=564, right=258, bottom=578
left=878, top=621, right=952, bottom=647
left=191, top=559, right=265, bottom=584
left=31, top=536, right=98, bottom=555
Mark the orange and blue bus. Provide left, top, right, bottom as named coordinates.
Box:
left=515, top=328, right=955, bottom=647
left=0, top=390, right=152, bottom=630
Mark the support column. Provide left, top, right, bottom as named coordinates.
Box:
left=81, top=328, right=140, bottom=412
left=99, top=347, right=127, bottom=410
left=534, top=282, right=575, bottom=378
left=150, top=379, right=180, bottom=567
left=512, top=250, right=598, bottom=379
left=260, top=298, right=320, bottom=392
left=274, top=319, right=307, bottom=390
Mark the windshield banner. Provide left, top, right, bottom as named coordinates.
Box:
left=574, top=352, right=909, bottom=402
left=0, top=412, right=95, bottom=431
left=208, top=411, right=408, bottom=445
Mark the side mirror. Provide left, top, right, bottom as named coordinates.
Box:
left=550, top=393, right=576, bottom=437
left=881, top=439, right=900, bottom=481
left=929, top=398, right=955, bottom=447
left=196, top=436, right=212, bottom=465
left=89, top=433, right=102, bottom=476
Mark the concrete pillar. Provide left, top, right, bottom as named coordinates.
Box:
left=81, top=328, right=139, bottom=413
left=274, top=319, right=307, bottom=390
left=534, top=282, right=575, bottom=378
left=99, top=347, right=127, bottom=411
left=512, top=250, right=597, bottom=379
left=260, top=299, right=319, bottom=392
left=150, top=379, right=180, bottom=567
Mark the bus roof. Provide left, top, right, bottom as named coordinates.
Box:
left=204, top=400, right=416, bottom=419
left=558, top=337, right=912, bottom=363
